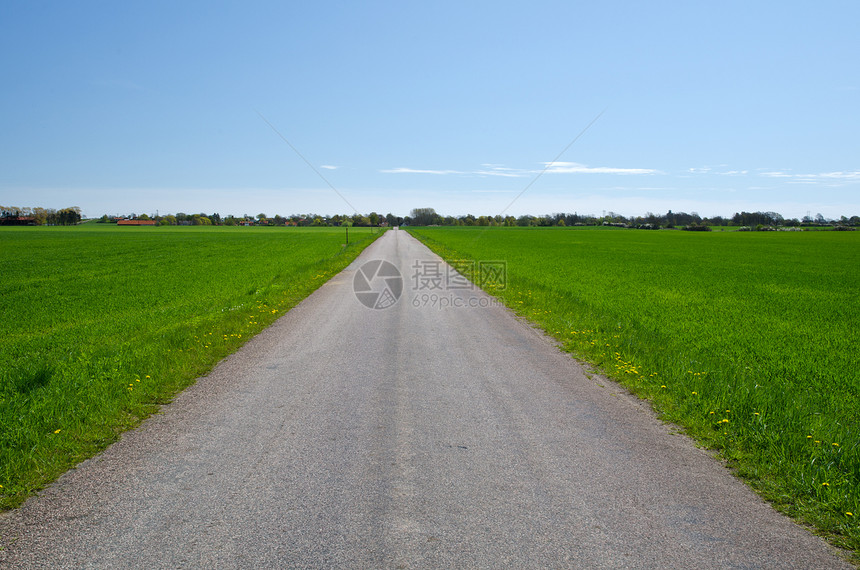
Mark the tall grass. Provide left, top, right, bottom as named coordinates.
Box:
left=0, top=224, right=381, bottom=509
left=408, top=226, right=859, bottom=554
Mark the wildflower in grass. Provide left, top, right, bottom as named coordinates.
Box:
left=821, top=482, right=830, bottom=487
left=661, top=385, right=666, bottom=389
left=54, top=429, right=61, bottom=434
left=753, top=412, right=759, bottom=416
left=807, top=435, right=813, bottom=439
left=832, top=443, right=839, bottom=447
left=145, top=375, right=150, bottom=379
left=847, top=512, right=853, bottom=517
left=691, top=391, right=698, bottom=396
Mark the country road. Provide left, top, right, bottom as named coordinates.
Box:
left=0, top=229, right=851, bottom=569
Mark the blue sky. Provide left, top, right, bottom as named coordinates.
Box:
left=1, top=1, right=858, bottom=219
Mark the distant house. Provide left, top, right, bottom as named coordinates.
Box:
left=117, top=219, right=157, bottom=226
left=0, top=216, right=36, bottom=226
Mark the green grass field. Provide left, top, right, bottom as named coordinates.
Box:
left=0, top=224, right=382, bottom=509
left=407, top=225, right=860, bottom=555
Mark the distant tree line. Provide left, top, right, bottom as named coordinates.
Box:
left=0, top=205, right=82, bottom=226
left=100, top=211, right=407, bottom=227
left=15, top=205, right=856, bottom=230
left=402, top=208, right=860, bottom=230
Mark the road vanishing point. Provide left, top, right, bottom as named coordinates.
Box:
left=0, top=230, right=852, bottom=569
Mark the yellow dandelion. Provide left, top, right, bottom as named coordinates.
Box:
left=847, top=512, right=854, bottom=517
left=821, top=482, right=830, bottom=487
left=832, top=443, right=840, bottom=447
left=691, top=391, right=698, bottom=396
left=754, top=412, right=760, bottom=416
left=660, top=385, right=666, bottom=389
left=807, top=435, right=813, bottom=439
left=54, top=429, right=61, bottom=434
left=145, top=375, right=150, bottom=379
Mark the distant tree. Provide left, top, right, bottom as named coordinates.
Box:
left=369, top=212, right=380, bottom=226
left=58, top=207, right=81, bottom=225
left=410, top=207, right=438, bottom=226
left=192, top=214, right=212, bottom=225
left=32, top=207, right=49, bottom=225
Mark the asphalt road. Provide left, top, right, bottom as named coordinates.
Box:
left=0, top=229, right=852, bottom=569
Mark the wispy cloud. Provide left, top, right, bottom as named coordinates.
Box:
left=381, top=162, right=658, bottom=177
left=542, top=161, right=659, bottom=175
left=760, top=170, right=860, bottom=184
left=320, top=165, right=339, bottom=170
left=475, top=165, right=529, bottom=178
left=687, top=166, right=747, bottom=176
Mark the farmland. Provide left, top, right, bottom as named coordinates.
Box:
left=407, top=225, right=860, bottom=553
left=0, top=224, right=382, bottom=509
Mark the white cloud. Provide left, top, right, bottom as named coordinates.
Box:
left=542, top=161, right=659, bottom=175
left=759, top=170, right=860, bottom=185
left=382, top=162, right=659, bottom=177
left=475, top=166, right=528, bottom=178
left=320, top=165, right=338, bottom=170
left=817, top=171, right=860, bottom=180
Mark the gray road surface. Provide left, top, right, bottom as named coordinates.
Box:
left=0, top=229, right=852, bottom=568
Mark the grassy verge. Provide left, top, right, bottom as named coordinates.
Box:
left=407, top=225, right=859, bottom=559
left=0, top=224, right=383, bottom=509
